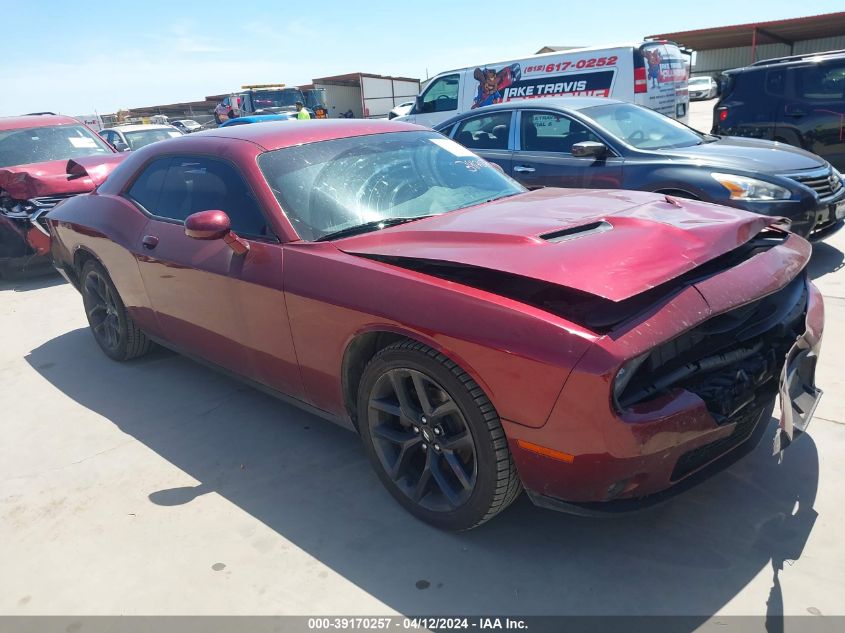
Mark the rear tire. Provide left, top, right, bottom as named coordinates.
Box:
left=357, top=340, right=521, bottom=530
left=80, top=260, right=153, bottom=361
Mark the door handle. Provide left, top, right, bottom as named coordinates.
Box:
left=513, top=165, right=536, bottom=173
left=784, top=105, right=806, bottom=118
left=142, top=235, right=159, bottom=249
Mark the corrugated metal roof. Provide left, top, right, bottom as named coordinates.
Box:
left=648, top=11, right=845, bottom=50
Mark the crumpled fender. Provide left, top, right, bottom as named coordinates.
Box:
left=0, top=154, right=125, bottom=199
left=66, top=154, right=127, bottom=187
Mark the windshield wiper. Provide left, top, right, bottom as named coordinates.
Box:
left=315, top=216, right=432, bottom=242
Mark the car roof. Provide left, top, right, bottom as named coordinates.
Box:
left=223, top=114, right=293, bottom=124
left=726, top=49, right=845, bottom=74
left=107, top=124, right=180, bottom=132
left=193, top=119, right=425, bottom=151
left=434, top=97, right=624, bottom=129
left=0, top=114, right=84, bottom=131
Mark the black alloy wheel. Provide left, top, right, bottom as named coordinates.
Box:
left=80, top=260, right=152, bottom=361
left=358, top=340, right=521, bottom=530
left=368, top=367, right=478, bottom=512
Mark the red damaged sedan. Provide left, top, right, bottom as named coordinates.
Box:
left=46, top=121, right=823, bottom=530
left=0, top=114, right=121, bottom=278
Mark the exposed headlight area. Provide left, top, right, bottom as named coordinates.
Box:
left=613, top=275, right=808, bottom=478
left=615, top=276, right=806, bottom=414
left=710, top=172, right=792, bottom=200
left=0, top=193, right=75, bottom=235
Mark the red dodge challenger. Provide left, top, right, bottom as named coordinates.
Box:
left=46, top=120, right=823, bottom=530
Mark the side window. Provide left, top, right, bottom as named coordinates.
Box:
left=765, top=69, right=785, bottom=96
left=453, top=112, right=512, bottom=150
left=438, top=123, right=456, bottom=139
left=520, top=111, right=600, bottom=154
left=418, top=74, right=460, bottom=114
left=146, top=157, right=270, bottom=236
left=126, top=157, right=172, bottom=212
left=222, top=97, right=230, bottom=107
left=798, top=62, right=845, bottom=100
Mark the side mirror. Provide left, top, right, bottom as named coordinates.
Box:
left=571, top=141, right=607, bottom=158
left=414, top=96, right=422, bottom=113
left=185, top=210, right=249, bottom=255
left=113, top=140, right=130, bottom=152
left=185, top=210, right=231, bottom=239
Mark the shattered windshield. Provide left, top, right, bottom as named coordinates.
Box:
left=0, top=124, right=111, bottom=168
left=259, top=131, right=525, bottom=241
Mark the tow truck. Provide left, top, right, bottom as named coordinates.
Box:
left=214, top=84, right=328, bottom=124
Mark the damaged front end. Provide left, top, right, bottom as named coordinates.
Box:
left=0, top=190, right=70, bottom=276
left=0, top=155, right=124, bottom=278
left=615, top=274, right=817, bottom=479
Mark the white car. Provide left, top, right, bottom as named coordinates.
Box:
left=170, top=119, right=203, bottom=133
left=387, top=101, right=414, bottom=120
left=688, top=76, right=718, bottom=101
left=99, top=124, right=183, bottom=152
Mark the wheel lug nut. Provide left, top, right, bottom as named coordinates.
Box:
left=434, top=444, right=441, bottom=452
left=422, top=443, right=428, bottom=450
left=413, top=426, right=419, bottom=433
left=434, top=428, right=441, bottom=435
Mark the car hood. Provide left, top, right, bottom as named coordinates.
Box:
left=337, top=188, right=774, bottom=302
left=0, top=155, right=125, bottom=199
left=656, top=136, right=824, bottom=173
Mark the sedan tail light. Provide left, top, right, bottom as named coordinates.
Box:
left=717, top=107, right=728, bottom=122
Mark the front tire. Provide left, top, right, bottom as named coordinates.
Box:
left=81, top=260, right=152, bottom=361
left=357, top=340, right=521, bottom=530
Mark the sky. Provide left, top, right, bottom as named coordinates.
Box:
left=2, top=0, right=843, bottom=116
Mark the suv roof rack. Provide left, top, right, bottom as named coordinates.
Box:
left=23, top=111, right=57, bottom=116
left=750, top=49, right=845, bottom=67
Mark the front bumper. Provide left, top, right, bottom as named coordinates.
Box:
left=504, top=241, right=823, bottom=512
left=0, top=216, right=52, bottom=276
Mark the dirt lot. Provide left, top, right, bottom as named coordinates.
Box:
left=1, top=226, right=844, bottom=620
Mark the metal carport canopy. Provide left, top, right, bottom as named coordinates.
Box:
left=647, top=11, right=845, bottom=50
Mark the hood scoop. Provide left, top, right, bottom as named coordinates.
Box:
left=541, top=220, right=612, bottom=243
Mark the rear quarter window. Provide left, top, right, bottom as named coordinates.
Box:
left=798, top=62, right=845, bottom=100
left=126, top=157, right=171, bottom=212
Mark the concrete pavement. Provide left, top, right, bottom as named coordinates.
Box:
left=1, top=229, right=844, bottom=621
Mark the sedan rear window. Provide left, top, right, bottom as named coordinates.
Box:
left=0, top=124, right=111, bottom=168
left=258, top=131, right=524, bottom=241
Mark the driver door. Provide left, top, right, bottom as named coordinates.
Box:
left=125, top=155, right=304, bottom=399
left=511, top=110, right=624, bottom=190
left=406, top=73, right=461, bottom=128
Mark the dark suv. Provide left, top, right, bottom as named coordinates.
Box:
left=713, top=50, right=845, bottom=173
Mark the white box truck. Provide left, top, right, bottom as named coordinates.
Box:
left=312, top=73, right=421, bottom=119
left=398, top=41, right=689, bottom=128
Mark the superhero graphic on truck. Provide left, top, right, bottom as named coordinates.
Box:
left=644, top=48, right=662, bottom=88
left=472, top=64, right=522, bottom=109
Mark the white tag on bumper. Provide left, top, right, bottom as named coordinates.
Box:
left=773, top=325, right=823, bottom=459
